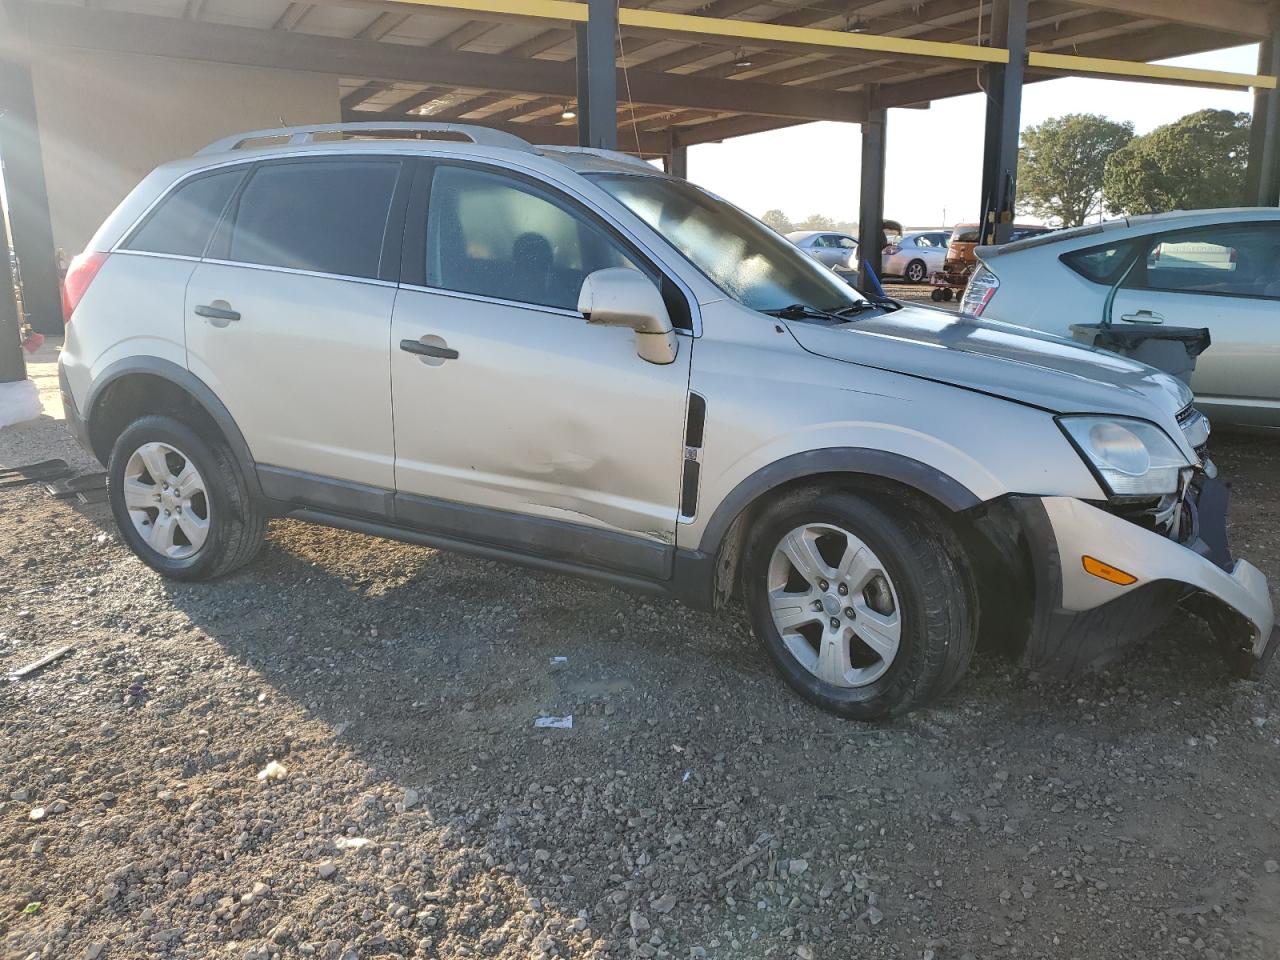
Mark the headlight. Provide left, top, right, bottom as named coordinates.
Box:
left=1058, top=416, right=1190, bottom=496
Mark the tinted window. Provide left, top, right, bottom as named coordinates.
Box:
left=426, top=165, right=644, bottom=311
left=225, top=160, right=399, bottom=279
left=954, top=227, right=981, bottom=243
left=125, top=169, right=244, bottom=257
left=1130, top=222, right=1280, bottom=299
left=1061, top=237, right=1145, bottom=285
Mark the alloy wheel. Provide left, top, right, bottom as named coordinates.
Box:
left=122, top=441, right=211, bottom=559
left=766, top=523, right=902, bottom=688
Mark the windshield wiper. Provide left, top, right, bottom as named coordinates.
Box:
left=764, top=303, right=846, bottom=322
left=835, top=297, right=901, bottom=317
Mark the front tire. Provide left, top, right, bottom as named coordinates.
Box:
left=905, top=259, right=927, bottom=283
left=107, top=415, right=265, bottom=581
left=741, top=489, right=976, bottom=720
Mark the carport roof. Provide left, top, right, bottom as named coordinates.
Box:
left=12, top=0, right=1280, bottom=158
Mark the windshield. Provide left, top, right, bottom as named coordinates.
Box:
left=589, top=174, right=865, bottom=314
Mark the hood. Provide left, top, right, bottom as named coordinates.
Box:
left=787, top=305, right=1192, bottom=421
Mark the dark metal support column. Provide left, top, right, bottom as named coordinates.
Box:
left=0, top=201, right=26, bottom=384
left=978, top=0, right=1028, bottom=244
left=856, top=103, right=886, bottom=293
left=574, top=23, right=593, bottom=147
left=581, top=0, right=617, bottom=151
left=668, top=130, right=688, bottom=179
left=1250, top=36, right=1280, bottom=206
left=0, top=35, right=63, bottom=336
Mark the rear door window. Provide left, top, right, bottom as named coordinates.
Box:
left=1130, top=222, right=1280, bottom=299
left=124, top=168, right=245, bottom=258
left=217, top=159, right=401, bottom=280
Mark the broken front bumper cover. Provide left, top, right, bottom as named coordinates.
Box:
left=1011, top=491, right=1277, bottom=679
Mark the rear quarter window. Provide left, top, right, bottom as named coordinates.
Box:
left=1061, top=237, right=1145, bottom=284
left=123, top=168, right=245, bottom=258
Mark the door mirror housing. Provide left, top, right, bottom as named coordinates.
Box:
left=578, top=268, right=678, bottom=365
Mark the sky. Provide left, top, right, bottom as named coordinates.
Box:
left=682, top=44, right=1262, bottom=230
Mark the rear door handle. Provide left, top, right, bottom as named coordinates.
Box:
left=400, top=338, right=459, bottom=360
left=1120, top=309, right=1164, bottom=324
left=194, top=303, right=241, bottom=324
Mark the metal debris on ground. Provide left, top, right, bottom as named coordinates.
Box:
left=5, top=645, right=73, bottom=682
left=43, top=472, right=107, bottom=501
left=0, top=458, right=71, bottom=490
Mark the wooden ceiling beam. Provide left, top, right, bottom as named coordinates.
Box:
left=355, top=11, right=411, bottom=40
left=24, top=5, right=869, bottom=122
left=1060, top=0, right=1273, bottom=39
left=341, top=107, right=673, bottom=155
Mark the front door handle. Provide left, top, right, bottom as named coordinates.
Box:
left=194, top=302, right=241, bottom=325
left=400, top=338, right=459, bottom=361
left=1120, top=309, right=1164, bottom=324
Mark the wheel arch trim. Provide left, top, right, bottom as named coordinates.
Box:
left=695, top=447, right=982, bottom=558
left=85, top=356, right=264, bottom=500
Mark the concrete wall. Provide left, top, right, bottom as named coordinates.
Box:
left=29, top=47, right=339, bottom=254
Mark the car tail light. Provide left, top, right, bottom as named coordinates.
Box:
left=883, top=243, right=901, bottom=255
left=960, top=264, right=999, bottom=316
left=61, top=251, right=109, bottom=324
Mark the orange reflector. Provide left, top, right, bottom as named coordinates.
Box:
left=1082, top=556, right=1138, bottom=586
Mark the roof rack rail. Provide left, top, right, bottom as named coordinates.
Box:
left=537, top=145, right=658, bottom=172
left=197, top=122, right=536, bottom=156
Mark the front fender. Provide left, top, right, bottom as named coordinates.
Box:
left=695, top=446, right=982, bottom=557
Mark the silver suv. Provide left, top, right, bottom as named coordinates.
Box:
left=58, top=123, right=1276, bottom=719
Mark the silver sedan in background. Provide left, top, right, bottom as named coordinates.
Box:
left=882, top=230, right=951, bottom=283
left=786, top=230, right=858, bottom=273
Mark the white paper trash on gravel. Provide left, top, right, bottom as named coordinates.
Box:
left=0, top=379, right=41, bottom=429
left=534, top=715, right=573, bottom=729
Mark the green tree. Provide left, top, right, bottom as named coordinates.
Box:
left=1103, top=109, right=1251, bottom=215
left=760, top=209, right=794, bottom=233
left=795, top=213, right=837, bottom=231
left=1016, top=113, right=1134, bottom=227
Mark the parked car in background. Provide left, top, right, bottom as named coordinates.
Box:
left=58, top=123, right=1275, bottom=721
left=787, top=230, right=858, bottom=273
left=930, top=222, right=1053, bottom=301
left=962, top=208, right=1280, bottom=430
left=882, top=230, right=951, bottom=283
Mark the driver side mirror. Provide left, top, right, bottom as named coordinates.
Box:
left=578, top=268, right=678, bottom=365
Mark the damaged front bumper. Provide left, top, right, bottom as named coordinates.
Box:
left=1007, top=484, right=1277, bottom=679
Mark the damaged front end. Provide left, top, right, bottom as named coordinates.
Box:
left=968, top=430, right=1277, bottom=680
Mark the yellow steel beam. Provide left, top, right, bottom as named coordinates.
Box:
left=617, top=8, right=1008, bottom=64
left=1028, top=51, right=1277, bottom=90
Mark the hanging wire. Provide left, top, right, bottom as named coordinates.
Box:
left=615, top=0, right=644, bottom=156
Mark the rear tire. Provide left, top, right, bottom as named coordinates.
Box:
left=107, top=415, right=265, bottom=581
left=930, top=289, right=945, bottom=302
left=741, top=488, right=976, bottom=720
left=905, top=259, right=927, bottom=283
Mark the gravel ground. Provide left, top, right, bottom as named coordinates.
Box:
left=2, top=342, right=1279, bottom=960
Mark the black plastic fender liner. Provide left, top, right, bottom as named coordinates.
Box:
left=83, top=355, right=264, bottom=502
left=695, top=447, right=983, bottom=559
